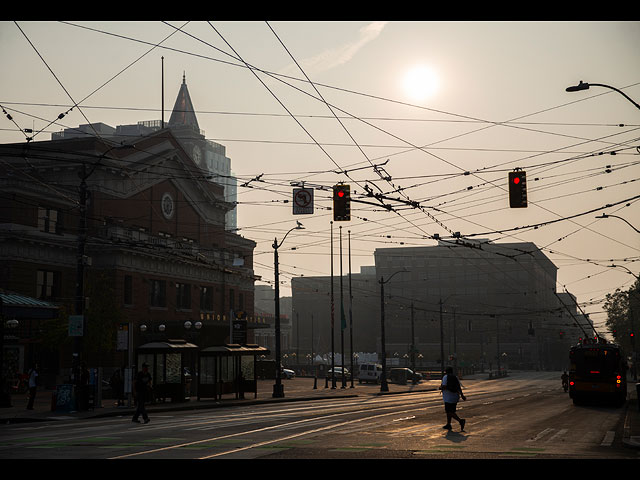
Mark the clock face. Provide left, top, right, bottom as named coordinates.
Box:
left=161, top=192, right=174, bottom=219
left=192, top=146, right=202, bottom=163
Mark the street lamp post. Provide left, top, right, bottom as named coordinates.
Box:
left=272, top=222, right=304, bottom=398
left=379, top=270, right=406, bottom=392
left=566, top=81, right=640, bottom=110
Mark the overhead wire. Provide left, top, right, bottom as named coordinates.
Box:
left=7, top=20, right=636, bottom=326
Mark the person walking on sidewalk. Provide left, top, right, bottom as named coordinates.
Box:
left=26, top=364, right=38, bottom=410
left=132, top=363, right=152, bottom=424
left=439, top=366, right=466, bottom=431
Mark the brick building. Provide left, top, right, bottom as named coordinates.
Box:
left=0, top=78, right=259, bottom=382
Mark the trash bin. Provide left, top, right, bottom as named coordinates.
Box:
left=184, top=373, right=192, bottom=401
left=55, top=384, right=76, bottom=413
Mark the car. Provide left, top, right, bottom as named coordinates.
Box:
left=326, top=367, right=351, bottom=380
left=389, top=368, right=423, bottom=385
left=358, top=363, right=383, bottom=384
left=281, top=368, right=295, bottom=379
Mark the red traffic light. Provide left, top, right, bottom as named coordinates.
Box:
left=333, top=184, right=351, bottom=221
left=508, top=170, right=527, bottom=208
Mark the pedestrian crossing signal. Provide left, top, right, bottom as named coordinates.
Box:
left=333, top=184, right=351, bottom=221
left=509, top=170, right=527, bottom=208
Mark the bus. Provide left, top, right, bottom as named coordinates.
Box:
left=568, top=339, right=628, bottom=406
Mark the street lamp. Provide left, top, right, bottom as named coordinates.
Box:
left=379, top=269, right=407, bottom=392
left=595, top=214, right=640, bottom=234
left=566, top=81, right=640, bottom=110
left=272, top=222, right=304, bottom=398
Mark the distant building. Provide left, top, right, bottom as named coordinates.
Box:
left=291, top=240, right=585, bottom=371
left=291, top=266, right=379, bottom=361
left=253, top=284, right=292, bottom=357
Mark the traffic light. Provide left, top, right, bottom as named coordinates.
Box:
left=333, top=184, right=351, bottom=221
left=508, top=170, right=527, bottom=208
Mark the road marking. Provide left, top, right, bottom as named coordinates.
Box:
left=527, top=428, right=554, bottom=442
left=549, top=429, right=567, bottom=441
left=393, top=416, right=416, bottom=422
left=601, top=431, right=615, bottom=447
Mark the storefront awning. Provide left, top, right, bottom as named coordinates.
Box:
left=0, top=290, right=59, bottom=319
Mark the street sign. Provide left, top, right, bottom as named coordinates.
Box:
left=232, top=312, right=247, bottom=344
left=293, top=188, right=314, bottom=215
left=69, top=315, right=84, bottom=337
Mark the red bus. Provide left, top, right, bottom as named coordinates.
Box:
left=568, top=340, right=628, bottom=406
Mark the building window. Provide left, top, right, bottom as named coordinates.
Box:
left=37, top=270, right=59, bottom=301
left=200, top=286, right=213, bottom=311
left=149, top=279, right=166, bottom=307
left=124, top=275, right=133, bottom=305
left=38, top=206, right=61, bottom=234
left=176, top=283, right=191, bottom=310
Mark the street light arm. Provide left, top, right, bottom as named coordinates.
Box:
left=566, top=81, right=640, bottom=110
left=380, top=269, right=407, bottom=285
left=273, top=224, right=304, bottom=249
left=595, top=213, right=640, bottom=234
left=609, top=264, right=640, bottom=280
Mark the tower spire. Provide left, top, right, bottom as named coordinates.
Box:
left=168, top=72, right=199, bottom=130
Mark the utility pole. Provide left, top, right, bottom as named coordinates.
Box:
left=340, top=226, right=345, bottom=388
left=411, top=301, right=416, bottom=384
left=73, top=163, right=89, bottom=384
left=349, top=230, right=354, bottom=388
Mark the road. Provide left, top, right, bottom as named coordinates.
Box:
left=0, top=371, right=636, bottom=460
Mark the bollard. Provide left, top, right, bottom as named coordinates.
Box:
left=636, top=383, right=639, bottom=411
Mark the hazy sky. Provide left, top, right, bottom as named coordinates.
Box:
left=1, top=21, right=639, bottom=335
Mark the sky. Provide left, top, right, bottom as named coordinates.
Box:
left=1, top=20, right=639, bottom=337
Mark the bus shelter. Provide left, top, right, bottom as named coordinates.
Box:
left=136, top=339, right=198, bottom=403
left=198, top=344, right=269, bottom=400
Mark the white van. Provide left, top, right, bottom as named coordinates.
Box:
left=358, top=363, right=383, bottom=384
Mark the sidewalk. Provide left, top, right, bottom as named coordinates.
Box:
left=2, top=376, right=638, bottom=449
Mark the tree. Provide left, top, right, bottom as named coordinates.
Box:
left=604, top=277, right=639, bottom=353
left=83, top=271, right=122, bottom=365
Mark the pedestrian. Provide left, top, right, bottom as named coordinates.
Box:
left=132, top=363, right=152, bottom=424
left=439, top=366, right=466, bottom=431
left=26, top=364, right=38, bottom=410
left=110, top=366, right=125, bottom=406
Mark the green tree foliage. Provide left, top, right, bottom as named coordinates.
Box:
left=38, top=303, right=72, bottom=353
left=604, top=277, right=639, bottom=353
left=84, top=271, right=121, bottom=364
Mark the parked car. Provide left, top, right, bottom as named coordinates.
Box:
left=327, top=367, right=350, bottom=380
left=389, top=368, right=423, bottom=385
left=358, top=363, right=383, bottom=384
left=281, top=368, right=295, bottom=379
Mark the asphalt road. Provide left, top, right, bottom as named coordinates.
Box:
left=0, top=371, right=636, bottom=460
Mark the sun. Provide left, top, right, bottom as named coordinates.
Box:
left=402, top=64, right=440, bottom=102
